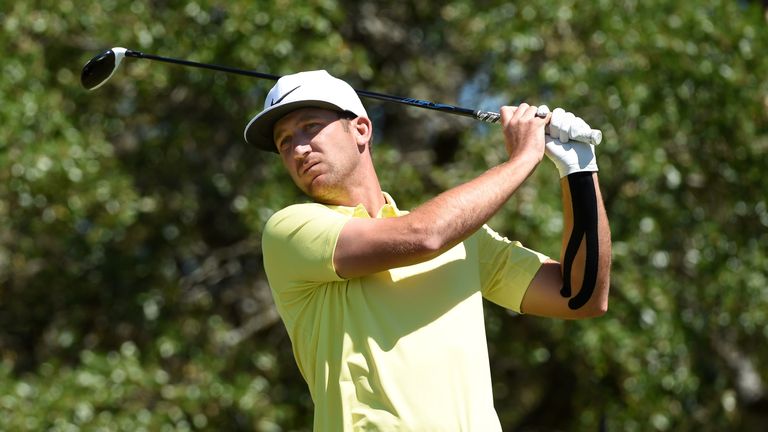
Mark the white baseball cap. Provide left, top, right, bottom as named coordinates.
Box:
left=244, top=70, right=368, bottom=152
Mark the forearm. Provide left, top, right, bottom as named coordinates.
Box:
left=558, top=172, right=611, bottom=313
left=334, top=155, right=540, bottom=278
left=409, top=154, right=540, bottom=254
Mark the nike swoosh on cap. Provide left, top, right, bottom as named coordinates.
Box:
left=270, top=85, right=301, bottom=106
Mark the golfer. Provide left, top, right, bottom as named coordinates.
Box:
left=245, top=70, right=611, bottom=431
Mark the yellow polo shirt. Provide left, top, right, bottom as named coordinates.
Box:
left=262, top=194, right=547, bottom=431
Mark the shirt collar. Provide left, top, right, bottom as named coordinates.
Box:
left=327, top=192, right=404, bottom=219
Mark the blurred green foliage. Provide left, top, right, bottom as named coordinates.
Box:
left=1, top=0, right=767, bottom=430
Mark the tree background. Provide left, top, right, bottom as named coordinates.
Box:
left=2, top=1, right=767, bottom=430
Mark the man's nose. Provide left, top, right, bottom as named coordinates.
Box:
left=292, top=139, right=312, bottom=159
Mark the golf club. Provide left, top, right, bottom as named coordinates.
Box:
left=81, top=47, right=602, bottom=145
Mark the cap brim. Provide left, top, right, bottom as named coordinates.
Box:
left=244, top=100, right=347, bottom=153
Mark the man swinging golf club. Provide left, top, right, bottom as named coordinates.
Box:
left=245, top=70, right=612, bottom=431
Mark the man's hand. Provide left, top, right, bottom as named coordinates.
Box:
left=500, top=103, right=549, bottom=167
left=542, top=107, right=599, bottom=178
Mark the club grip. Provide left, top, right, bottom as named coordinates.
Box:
left=473, top=109, right=603, bottom=146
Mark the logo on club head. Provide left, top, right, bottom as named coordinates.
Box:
left=271, top=85, right=301, bottom=106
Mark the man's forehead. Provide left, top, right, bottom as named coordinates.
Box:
left=272, top=107, right=341, bottom=146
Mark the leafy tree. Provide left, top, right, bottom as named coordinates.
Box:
left=1, top=0, right=767, bottom=430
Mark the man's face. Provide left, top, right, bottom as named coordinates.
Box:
left=272, top=107, right=361, bottom=202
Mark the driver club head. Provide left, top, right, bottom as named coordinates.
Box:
left=81, top=47, right=127, bottom=90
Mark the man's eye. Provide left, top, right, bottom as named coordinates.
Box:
left=278, top=136, right=292, bottom=152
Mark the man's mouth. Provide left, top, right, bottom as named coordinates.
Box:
left=301, top=160, right=320, bottom=177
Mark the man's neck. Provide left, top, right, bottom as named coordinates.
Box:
left=317, top=180, right=385, bottom=217
left=348, top=166, right=386, bottom=217
left=314, top=153, right=385, bottom=216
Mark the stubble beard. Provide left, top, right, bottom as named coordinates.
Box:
left=301, top=162, right=346, bottom=205
left=302, top=155, right=361, bottom=206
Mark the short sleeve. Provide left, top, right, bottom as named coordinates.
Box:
left=262, top=203, right=349, bottom=286
left=476, top=225, right=549, bottom=313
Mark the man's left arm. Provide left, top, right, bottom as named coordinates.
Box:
left=521, top=172, right=611, bottom=319
left=520, top=108, right=612, bottom=319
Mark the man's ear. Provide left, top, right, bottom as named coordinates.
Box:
left=353, top=116, right=373, bottom=147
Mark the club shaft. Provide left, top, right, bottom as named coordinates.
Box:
left=125, top=50, right=487, bottom=121
left=120, top=49, right=600, bottom=144
left=126, top=50, right=280, bottom=81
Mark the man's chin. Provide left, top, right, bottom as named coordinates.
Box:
left=303, top=176, right=342, bottom=203
left=302, top=175, right=326, bottom=197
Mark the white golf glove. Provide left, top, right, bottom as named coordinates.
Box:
left=537, top=106, right=598, bottom=178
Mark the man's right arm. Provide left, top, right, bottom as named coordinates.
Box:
left=333, top=104, right=548, bottom=279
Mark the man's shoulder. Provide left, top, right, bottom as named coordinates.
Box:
left=261, top=202, right=349, bottom=283
left=263, top=202, right=346, bottom=239
left=267, top=202, right=338, bottom=224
